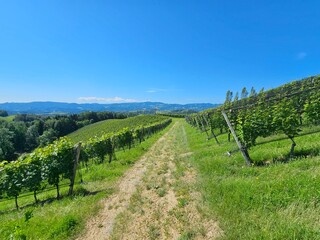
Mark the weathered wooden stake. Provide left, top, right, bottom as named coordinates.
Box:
left=221, top=111, right=252, bottom=166
left=195, top=116, right=202, bottom=131
left=68, top=142, right=82, bottom=196
left=289, top=136, right=296, bottom=158
left=198, top=115, right=209, bottom=138
left=203, top=115, right=220, bottom=144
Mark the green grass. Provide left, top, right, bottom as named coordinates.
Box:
left=184, top=122, right=320, bottom=239
left=68, top=115, right=168, bottom=143
left=0, top=121, right=173, bottom=240
left=0, top=115, right=15, bottom=122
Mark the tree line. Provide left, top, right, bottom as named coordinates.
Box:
left=0, top=111, right=129, bottom=162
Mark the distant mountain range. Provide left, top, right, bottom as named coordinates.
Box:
left=0, top=101, right=220, bottom=115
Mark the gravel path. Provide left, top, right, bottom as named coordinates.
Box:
left=76, top=121, right=221, bottom=240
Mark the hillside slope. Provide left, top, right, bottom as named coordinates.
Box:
left=68, top=115, right=168, bottom=143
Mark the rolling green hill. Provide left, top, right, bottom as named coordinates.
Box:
left=68, top=115, right=168, bottom=143
left=0, top=115, right=15, bottom=122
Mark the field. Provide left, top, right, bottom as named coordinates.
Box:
left=185, top=122, right=320, bottom=239
left=0, top=115, right=15, bottom=122
left=68, top=115, right=168, bottom=143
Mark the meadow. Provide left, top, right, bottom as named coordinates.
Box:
left=0, top=115, right=15, bottom=122
left=185, top=122, right=320, bottom=239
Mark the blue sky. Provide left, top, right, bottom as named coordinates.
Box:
left=0, top=0, right=319, bottom=104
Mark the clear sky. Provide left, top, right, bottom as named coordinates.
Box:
left=0, top=0, right=319, bottom=104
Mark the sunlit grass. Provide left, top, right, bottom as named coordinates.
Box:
left=185, top=122, right=320, bottom=239
left=0, top=115, right=15, bottom=122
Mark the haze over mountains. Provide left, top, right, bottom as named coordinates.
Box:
left=0, top=101, right=219, bottom=115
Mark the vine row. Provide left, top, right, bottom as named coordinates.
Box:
left=186, top=75, right=320, bottom=163
left=0, top=118, right=172, bottom=209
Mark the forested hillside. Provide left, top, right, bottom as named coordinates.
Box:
left=0, top=111, right=127, bottom=161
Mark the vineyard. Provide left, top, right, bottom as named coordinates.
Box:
left=0, top=115, right=171, bottom=212
left=0, top=115, right=15, bottom=122
left=1, top=76, right=320, bottom=239
left=68, top=115, right=169, bottom=143
left=186, top=75, right=320, bottom=164
left=176, top=75, right=320, bottom=239
left=184, top=120, right=320, bottom=239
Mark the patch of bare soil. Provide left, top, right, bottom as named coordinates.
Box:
left=77, top=121, right=221, bottom=240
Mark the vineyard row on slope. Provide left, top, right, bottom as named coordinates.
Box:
left=0, top=117, right=172, bottom=209
left=186, top=75, right=320, bottom=164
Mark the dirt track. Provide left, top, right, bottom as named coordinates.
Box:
left=77, top=121, right=221, bottom=240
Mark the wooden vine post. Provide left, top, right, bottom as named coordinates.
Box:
left=203, top=114, right=220, bottom=144
left=68, top=142, right=82, bottom=195
left=198, top=115, right=209, bottom=137
left=221, top=111, right=252, bottom=166
left=194, top=116, right=201, bottom=130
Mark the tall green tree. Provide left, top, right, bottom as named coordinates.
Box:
left=233, top=92, right=239, bottom=102
left=0, top=110, right=8, bottom=117
left=7, top=121, right=27, bottom=153
left=25, top=125, right=39, bottom=151
left=39, top=129, right=58, bottom=147
left=259, top=87, right=265, bottom=94
left=225, top=90, right=233, bottom=104
left=0, top=128, right=15, bottom=161
left=241, top=87, right=248, bottom=99
left=249, top=87, right=257, bottom=97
